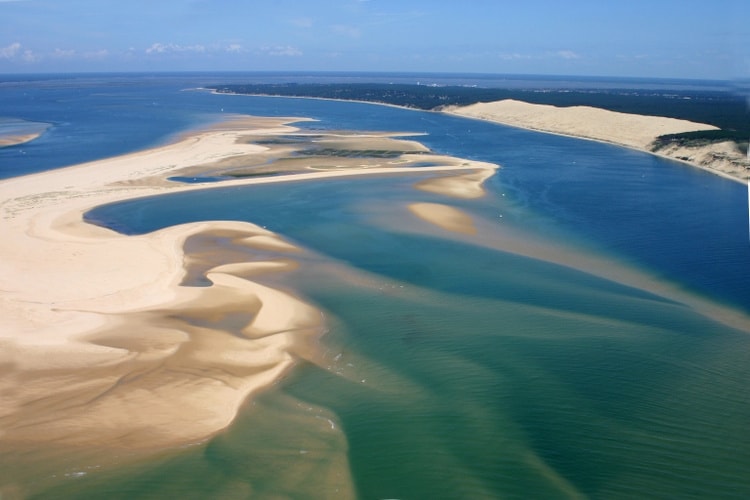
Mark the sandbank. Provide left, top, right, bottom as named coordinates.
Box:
left=0, top=118, right=50, bottom=148
left=445, top=99, right=749, bottom=183
left=0, top=132, right=43, bottom=147
left=408, top=202, right=477, bottom=235
left=0, top=115, right=495, bottom=450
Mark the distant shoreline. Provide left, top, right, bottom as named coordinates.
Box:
left=213, top=88, right=749, bottom=184
left=208, top=87, right=428, bottom=113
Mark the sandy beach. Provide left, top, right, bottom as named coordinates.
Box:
left=445, top=99, right=749, bottom=182
left=0, top=115, right=496, bottom=451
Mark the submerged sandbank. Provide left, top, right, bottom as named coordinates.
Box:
left=0, top=118, right=51, bottom=147
left=0, top=115, right=496, bottom=451
left=445, top=99, right=749, bottom=183
left=0, top=132, right=42, bottom=147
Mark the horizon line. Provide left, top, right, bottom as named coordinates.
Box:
left=0, top=70, right=738, bottom=85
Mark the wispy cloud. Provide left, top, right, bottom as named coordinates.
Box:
left=21, top=48, right=39, bottom=62
left=556, top=50, right=581, bottom=60
left=260, top=45, right=302, bottom=57
left=498, top=52, right=533, bottom=61
left=52, top=48, right=76, bottom=58
left=145, top=43, right=206, bottom=54
left=1, top=43, right=111, bottom=65
left=0, top=42, right=38, bottom=62
left=0, top=42, right=21, bottom=59
left=225, top=43, right=244, bottom=53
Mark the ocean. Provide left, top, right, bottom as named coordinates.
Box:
left=1, top=73, right=749, bottom=499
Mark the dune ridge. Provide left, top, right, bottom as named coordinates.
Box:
left=445, top=99, right=749, bottom=182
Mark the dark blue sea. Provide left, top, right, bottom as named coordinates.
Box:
left=1, top=73, right=749, bottom=499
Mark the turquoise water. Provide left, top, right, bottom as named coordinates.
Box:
left=83, top=175, right=750, bottom=499
left=3, top=75, right=750, bottom=498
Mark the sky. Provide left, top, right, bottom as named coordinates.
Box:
left=0, top=0, right=747, bottom=80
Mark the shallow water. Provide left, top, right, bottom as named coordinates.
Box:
left=82, top=173, right=750, bottom=499
left=3, top=75, right=750, bottom=499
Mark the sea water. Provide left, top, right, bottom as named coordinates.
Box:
left=2, top=74, right=749, bottom=499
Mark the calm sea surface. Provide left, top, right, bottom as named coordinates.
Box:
left=2, top=74, right=749, bottom=499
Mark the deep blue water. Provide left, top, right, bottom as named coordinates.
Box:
left=2, top=73, right=750, bottom=499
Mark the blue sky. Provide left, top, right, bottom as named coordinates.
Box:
left=0, top=0, right=746, bottom=79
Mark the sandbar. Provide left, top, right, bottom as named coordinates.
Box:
left=0, top=115, right=495, bottom=451
left=445, top=99, right=749, bottom=183
left=0, top=132, right=43, bottom=147
left=408, top=202, right=477, bottom=235
left=0, top=118, right=50, bottom=148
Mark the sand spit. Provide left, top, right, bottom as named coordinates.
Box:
left=0, top=115, right=496, bottom=450
left=414, top=164, right=495, bottom=199
left=445, top=99, right=750, bottom=183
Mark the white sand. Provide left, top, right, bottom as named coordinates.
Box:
left=446, top=99, right=717, bottom=149
left=444, top=99, right=749, bottom=182
left=0, top=115, right=495, bottom=450
left=408, top=203, right=477, bottom=235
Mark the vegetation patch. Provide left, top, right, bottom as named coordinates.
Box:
left=210, top=83, right=750, bottom=135
left=653, top=130, right=749, bottom=155
left=295, top=148, right=414, bottom=158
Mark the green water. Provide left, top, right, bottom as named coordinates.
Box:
left=5, top=75, right=750, bottom=500
left=32, top=190, right=750, bottom=498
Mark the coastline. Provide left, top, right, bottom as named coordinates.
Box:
left=215, top=89, right=748, bottom=183
left=0, top=115, right=496, bottom=451
left=209, top=88, right=429, bottom=113
left=443, top=99, right=749, bottom=184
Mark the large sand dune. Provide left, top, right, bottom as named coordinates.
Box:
left=445, top=99, right=749, bottom=182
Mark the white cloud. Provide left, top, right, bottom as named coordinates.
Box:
left=225, top=43, right=244, bottom=53
left=21, top=49, right=39, bottom=62
left=557, top=50, right=581, bottom=60
left=146, top=43, right=206, bottom=54
left=0, top=42, right=21, bottom=59
left=53, top=48, right=76, bottom=58
left=145, top=43, right=170, bottom=54
left=498, top=52, right=532, bottom=61
left=260, top=45, right=303, bottom=57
